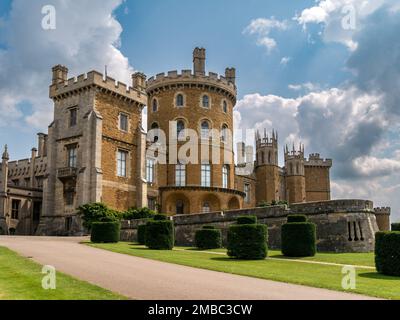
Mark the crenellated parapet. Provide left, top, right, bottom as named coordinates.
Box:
left=49, top=66, right=147, bottom=106
left=305, top=153, right=332, bottom=167
left=146, top=69, right=237, bottom=104
left=374, top=207, right=391, bottom=215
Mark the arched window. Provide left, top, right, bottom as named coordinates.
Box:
left=261, top=151, right=265, bottom=164
left=202, top=202, right=211, bottom=213
left=152, top=99, right=158, bottom=112
left=202, top=95, right=210, bottom=108
left=221, top=124, right=228, bottom=142
left=223, top=100, right=228, bottom=113
left=296, top=163, right=299, bottom=175
left=201, top=120, right=210, bottom=138
left=177, top=120, right=185, bottom=137
left=268, top=151, right=271, bottom=164
left=151, top=122, right=159, bottom=142
left=222, top=165, right=229, bottom=188
left=289, top=163, right=293, bottom=175
left=176, top=94, right=184, bottom=107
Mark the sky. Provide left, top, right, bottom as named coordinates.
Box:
left=0, top=0, right=399, bottom=220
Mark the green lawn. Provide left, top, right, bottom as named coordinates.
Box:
left=0, top=246, right=126, bottom=300
left=87, top=242, right=400, bottom=300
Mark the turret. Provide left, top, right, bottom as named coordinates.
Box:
left=256, top=129, right=278, bottom=166
left=284, top=142, right=306, bottom=204
left=255, top=129, right=280, bottom=203
left=225, top=68, right=236, bottom=84
left=193, top=47, right=206, bottom=76
left=132, top=72, right=147, bottom=92
left=52, top=65, right=68, bottom=85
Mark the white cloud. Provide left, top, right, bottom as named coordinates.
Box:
left=288, top=82, right=320, bottom=92
left=280, top=56, right=291, bottom=66
left=0, top=0, right=133, bottom=131
left=243, top=17, right=288, bottom=53
left=294, top=0, right=388, bottom=50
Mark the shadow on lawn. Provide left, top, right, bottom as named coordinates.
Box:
left=358, top=272, right=400, bottom=281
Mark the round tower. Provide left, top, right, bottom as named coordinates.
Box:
left=285, top=143, right=306, bottom=204
left=146, top=48, right=244, bottom=214
left=255, top=129, right=280, bottom=204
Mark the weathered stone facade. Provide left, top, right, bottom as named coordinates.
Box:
left=120, top=200, right=380, bottom=253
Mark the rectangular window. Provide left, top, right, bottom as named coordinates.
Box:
left=11, top=199, right=20, bottom=219
left=201, top=164, right=211, bottom=187
left=175, top=163, right=186, bottom=187
left=67, top=146, right=77, bottom=168
left=244, top=184, right=250, bottom=203
left=117, top=150, right=128, bottom=177
left=146, top=158, right=155, bottom=183
left=119, top=113, right=128, bottom=131
left=69, top=108, right=77, bottom=127
left=148, top=198, right=156, bottom=211
left=65, top=191, right=74, bottom=206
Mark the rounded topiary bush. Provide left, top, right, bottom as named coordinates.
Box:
left=281, top=222, right=316, bottom=257
left=227, top=224, right=267, bottom=260
left=137, top=224, right=147, bottom=245
left=391, top=223, right=400, bottom=232
left=236, top=215, right=257, bottom=225
left=287, top=214, right=307, bottom=223
left=145, top=218, right=174, bottom=250
left=375, top=231, right=400, bottom=276
left=90, top=221, right=120, bottom=243
left=195, top=226, right=222, bottom=249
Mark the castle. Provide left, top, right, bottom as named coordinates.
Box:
left=0, top=48, right=391, bottom=242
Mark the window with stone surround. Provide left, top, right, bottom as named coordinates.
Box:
left=119, top=113, right=129, bottom=132
left=201, top=94, right=210, bottom=108
left=67, top=145, right=77, bottom=168
left=11, top=199, right=20, bottom=219
left=117, top=149, right=128, bottom=177
left=201, top=164, right=211, bottom=187
left=222, top=100, right=228, bottom=113
left=152, top=98, right=158, bottom=112
left=176, top=94, right=184, bottom=107
left=222, top=165, right=229, bottom=188
left=175, top=163, right=186, bottom=187
left=146, top=158, right=155, bottom=183
left=69, top=108, right=77, bottom=127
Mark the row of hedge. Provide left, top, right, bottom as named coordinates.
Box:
left=78, top=203, right=157, bottom=231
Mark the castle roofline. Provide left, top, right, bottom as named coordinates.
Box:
left=49, top=69, right=147, bottom=105
left=146, top=69, right=237, bottom=104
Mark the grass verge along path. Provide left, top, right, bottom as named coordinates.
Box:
left=0, top=246, right=126, bottom=300
left=87, top=242, right=400, bottom=300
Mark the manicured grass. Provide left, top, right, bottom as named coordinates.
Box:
left=87, top=242, right=400, bottom=299
left=0, top=246, right=126, bottom=300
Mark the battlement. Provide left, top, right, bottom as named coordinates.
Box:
left=374, top=207, right=391, bottom=215
left=146, top=69, right=237, bottom=95
left=49, top=67, right=147, bottom=105
left=305, top=153, right=332, bottom=167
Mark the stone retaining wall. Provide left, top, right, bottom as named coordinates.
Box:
left=120, top=199, right=380, bottom=253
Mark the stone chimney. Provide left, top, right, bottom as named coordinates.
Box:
left=193, top=47, right=206, bottom=76
left=37, top=133, right=46, bottom=157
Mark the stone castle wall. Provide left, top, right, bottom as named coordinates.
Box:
left=120, top=199, right=379, bottom=253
